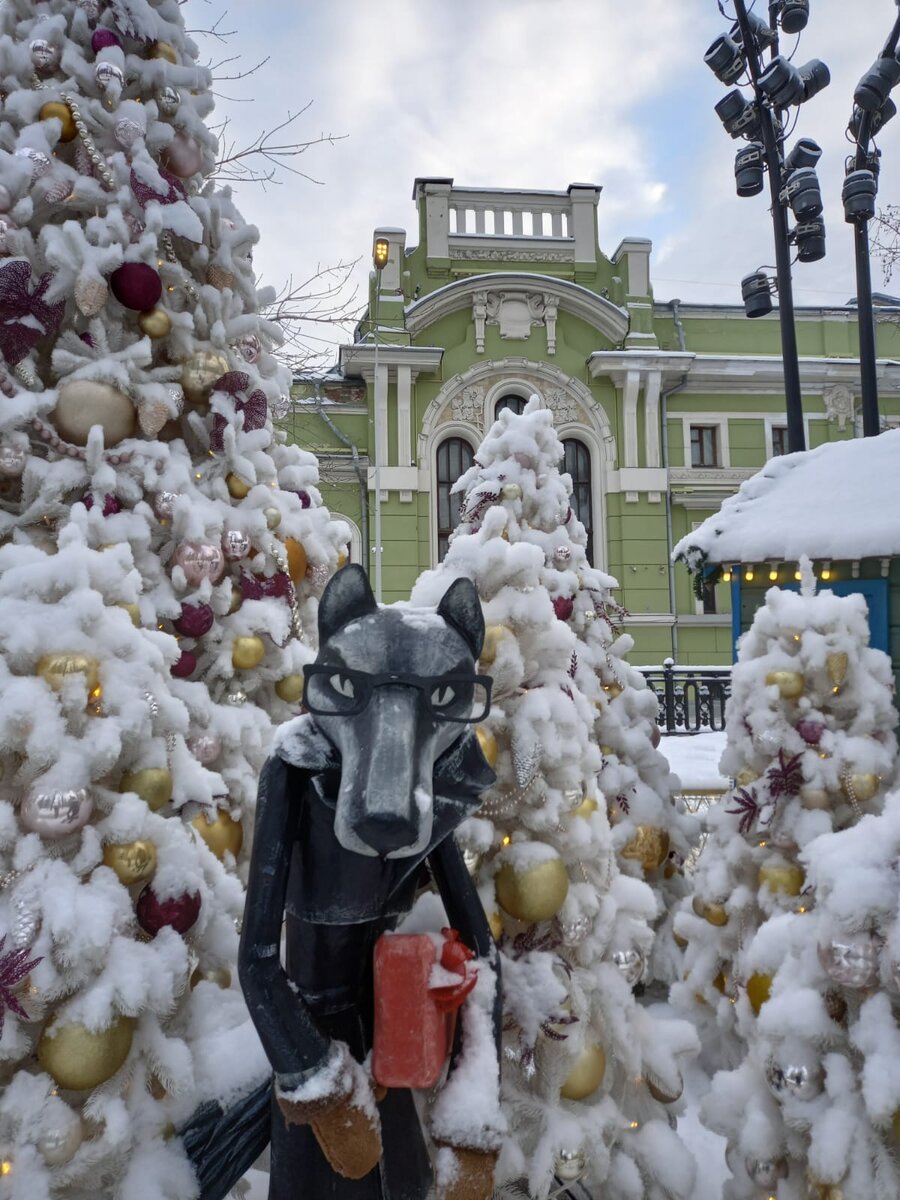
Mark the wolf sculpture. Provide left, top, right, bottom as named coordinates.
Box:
left=180, top=565, right=502, bottom=1200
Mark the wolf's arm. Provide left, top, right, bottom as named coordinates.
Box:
left=238, top=755, right=331, bottom=1083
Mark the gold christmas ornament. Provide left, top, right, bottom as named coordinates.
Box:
left=74, top=275, right=108, bottom=317
left=692, top=896, right=729, bottom=926
left=495, top=854, right=569, bottom=923
left=826, top=651, right=849, bottom=690
left=758, top=860, right=805, bottom=896
left=747, top=972, right=773, bottom=1015
left=336, top=550, right=349, bottom=569
left=479, top=624, right=511, bottom=667
left=487, top=911, right=504, bottom=941
left=36, top=652, right=100, bottom=695
left=37, top=1015, right=135, bottom=1090
left=181, top=350, right=229, bottom=406
left=275, top=674, right=304, bottom=704
left=137, top=307, right=172, bottom=339
left=226, top=473, right=252, bottom=500
left=569, top=795, right=598, bottom=820
left=232, top=635, right=266, bottom=670
left=560, top=1043, right=606, bottom=1100
left=51, top=380, right=136, bottom=447
left=841, top=772, right=879, bottom=804
left=264, top=506, right=282, bottom=530
left=148, top=40, right=178, bottom=62
left=475, top=725, right=498, bottom=768
left=207, top=263, right=235, bottom=290
left=39, top=100, right=77, bottom=142
left=118, top=767, right=172, bottom=812
left=190, top=809, right=243, bottom=860
left=645, top=1072, right=683, bottom=1104
left=736, top=767, right=761, bottom=787
left=712, top=969, right=728, bottom=995
left=602, top=682, right=624, bottom=699
left=285, top=538, right=308, bottom=583
left=620, top=826, right=670, bottom=872
left=765, top=669, right=805, bottom=699
left=102, top=839, right=157, bottom=885
left=114, top=601, right=141, bottom=626
left=190, top=964, right=232, bottom=989
left=673, top=932, right=688, bottom=949
left=229, top=582, right=243, bottom=614
left=801, top=785, right=831, bottom=810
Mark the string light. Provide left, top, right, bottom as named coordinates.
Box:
left=1, top=1161, right=11, bottom=1177
left=820, top=560, right=832, bottom=581
left=721, top=568, right=732, bottom=583
left=502, top=835, right=512, bottom=846
left=744, top=566, right=755, bottom=582
left=768, top=564, right=778, bottom=582
left=794, top=568, right=803, bottom=581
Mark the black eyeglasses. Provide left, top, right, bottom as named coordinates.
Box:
left=302, top=664, right=492, bottom=723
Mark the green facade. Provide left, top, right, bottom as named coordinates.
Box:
left=285, top=178, right=900, bottom=664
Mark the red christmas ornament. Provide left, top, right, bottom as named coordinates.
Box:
left=110, top=262, right=162, bottom=311
left=174, top=602, right=214, bottom=638
left=553, top=596, right=574, bottom=622
left=797, top=718, right=825, bottom=745
left=295, top=489, right=311, bottom=509
left=91, top=29, right=121, bottom=52
left=136, top=885, right=201, bottom=937
left=171, top=649, right=197, bottom=678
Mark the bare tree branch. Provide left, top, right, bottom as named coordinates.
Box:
left=871, top=205, right=900, bottom=285
left=262, top=260, right=363, bottom=372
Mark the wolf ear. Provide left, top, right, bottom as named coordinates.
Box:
left=318, top=564, right=377, bottom=644
left=436, top=577, right=484, bottom=661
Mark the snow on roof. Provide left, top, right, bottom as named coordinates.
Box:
left=674, top=428, right=900, bottom=567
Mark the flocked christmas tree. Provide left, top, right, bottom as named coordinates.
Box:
left=411, top=398, right=698, bottom=1200
left=0, top=0, right=347, bottom=1195
left=673, top=566, right=900, bottom=1199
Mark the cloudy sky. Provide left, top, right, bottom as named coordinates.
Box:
left=201, top=0, right=900, bottom=365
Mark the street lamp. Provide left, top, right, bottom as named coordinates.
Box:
left=704, top=0, right=831, bottom=453
left=371, top=235, right=389, bottom=600
left=844, top=14, right=900, bottom=437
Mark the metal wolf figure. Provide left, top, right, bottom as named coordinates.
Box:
left=181, top=565, right=502, bottom=1200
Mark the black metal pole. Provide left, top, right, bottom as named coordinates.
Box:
left=732, top=0, right=806, bottom=452
left=850, top=13, right=900, bottom=437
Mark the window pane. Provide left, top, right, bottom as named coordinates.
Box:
left=436, top=437, right=474, bottom=561
left=690, top=425, right=719, bottom=468
left=702, top=577, right=717, bottom=614
left=772, top=426, right=788, bottom=456
left=562, top=438, right=593, bottom=565
left=495, top=395, right=527, bottom=419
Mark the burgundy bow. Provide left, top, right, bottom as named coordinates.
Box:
left=0, top=260, right=65, bottom=365
left=240, top=571, right=293, bottom=601
left=130, top=166, right=186, bottom=208
left=209, top=371, right=268, bottom=451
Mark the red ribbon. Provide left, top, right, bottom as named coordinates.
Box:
left=209, top=371, right=268, bottom=451
left=430, top=928, right=478, bottom=1013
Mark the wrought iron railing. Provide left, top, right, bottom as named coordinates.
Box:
left=640, top=659, right=731, bottom=735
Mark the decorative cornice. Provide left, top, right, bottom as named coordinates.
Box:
left=670, top=467, right=757, bottom=485
left=338, top=343, right=443, bottom=381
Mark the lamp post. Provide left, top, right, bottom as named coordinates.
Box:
left=706, top=0, right=831, bottom=453
left=371, top=235, right=389, bottom=601
left=844, top=13, right=900, bottom=437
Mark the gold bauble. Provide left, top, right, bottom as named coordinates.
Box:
left=36, top=652, right=100, bottom=694
left=600, top=744, right=615, bottom=756
left=263, top=506, right=282, bottom=530
left=475, top=725, right=498, bottom=768
left=119, top=767, right=172, bottom=813
left=487, top=911, right=504, bottom=941
left=114, top=601, right=141, bottom=626
left=736, top=767, right=761, bottom=787
left=137, top=307, right=172, bottom=339
left=747, top=971, right=773, bottom=1015
left=51, top=380, right=136, bottom=447
left=39, top=100, right=77, bottom=142
left=646, top=1072, right=683, bottom=1104
left=758, top=860, right=804, bottom=896
left=495, top=854, right=569, bottom=923
left=149, top=40, right=178, bottom=62
left=181, top=350, right=230, bottom=406
left=713, top=968, right=728, bottom=994
left=620, top=826, right=670, bottom=872
left=801, top=785, right=831, bottom=810
left=37, top=1015, right=135, bottom=1090
left=765, top=669, right=805, bottom=699
left=275, top=674, right=304, bottom=703
left=337, top=550, right=349, bottom=569
left=841, top=772, right=879, bottom=804
left=226, top=472, right=251, bottom=499
left=229, top=582, right=243, bottom=614
left=560, top=1043, right=606, bottom=1100
left=190, top=809, right=243, bottom=860
left=673, top=932, right=688, bottom=950
left=285, top=538, right=308, bottom=583
left=479, top=624, right=511, bottom=667
left=148, top=1075, right=168, bottom=1100
left=102, top=839, right=157, bottom=885
left=826, top=651, right=849, bottom=689
left=692, top=895, right=729, bottom=926
left=190, top=964, right=232, bottom=989
left=232, top=635, right=266, bottom=669
left=892, top=1109, right=900, bottom=1145
left=569, top=796, right=598, bottom=820
left=603, top=682, right=624, bottom=699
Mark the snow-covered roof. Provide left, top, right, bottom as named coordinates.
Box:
left=674, top=428, right=900, bottom=566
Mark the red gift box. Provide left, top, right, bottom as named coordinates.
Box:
left=372, top=928, right=477, bottom=1089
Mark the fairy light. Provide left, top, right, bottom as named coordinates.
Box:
left=721, top=568, right=732, bottom=583
left=744, top=566, right=755, bottom=582
left=794, top=568, right=802, bottom=581
left=629, top=1121, right=640, bottom=1129
left=768, top=563, right=778, bottom=582
left=820, top=560, right=832, bottom=581
left=502, top=835, right=511, bottom=846
left=1, top=1161, right=11, bottom=1176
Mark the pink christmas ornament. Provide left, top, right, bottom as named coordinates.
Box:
left=20, top=786, right=93, bottom=839
left=553, top=596, right=575, bottom=622
left=172, top=540, right=225, bottom=586
left=14, top=148, right=52, bottom=181
left=174, top=602, right=214, bottom=638
left=171, top=649, right=197, bottom=678
left=796, top=718, right=825, bottom=745
left=161, top=132, right=203, bottom=179
left=110, top=262, right=162, bottom=311
left=136, top=885, right=201, bottom=937
left=188, top=733, right=222, bottom=765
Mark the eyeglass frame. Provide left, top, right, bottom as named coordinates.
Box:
left=301, top=663, right=493, bottom=723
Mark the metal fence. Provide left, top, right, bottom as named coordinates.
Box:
left=640, top=659, right=731, bottom=735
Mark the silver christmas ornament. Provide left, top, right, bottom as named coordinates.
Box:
left=222, top=529, right=251, bottom=560
left=37, top=1104, right=84, bottom=1166
left=500, top=482, right=522, bottom=501
left=0, top=215, right=17, bottom=253
left=511, top=737, right=542, bottom=789
left=271, top=394, right=292, bottom=420
left=764, top=1044, right=824, bottom=1102
left=238, top=334, right=261, bottom=363
left=562, top=787, right=582, bottom=810
left=12, top=893, right=40, bottom=947
left=187, top=733, right=223, bottom=765
left=42, top=178, right=73, bottom=204
left=0, top=445, right=27, bottom=476
left=225, top=688, right=248, bottom=706
left=554, top=546, right=572, bottom=564
left=817, top=931, right=880, bottom=989
left=76, top=0, right=100, bottom=16
left=166, top=383, right=185, bottom=414
left=154, top=490, right=179, bottom=520
left=20, top=786, right=93, bottom=839
left=155, top=85, right=180, bottom=116
left=15, top=147, right=52, bottom=180
left=30, top=39, right=61, bottom=71
left=96, top=63, right=125, bottom=90
left=461, top=847, right=483, bottom=875
left=124, top=211, right=145, bottom=242
left=554, top=1146, right=587, bottom=1182
left=560, top=914, right=592, bottom=947
left=745, top=1157, right=788, bottom=1189
left=114, top=117, right=143, bottom=148
left=0, top=184, right=12, bottom=212
left=610, top=946, right=645, bottom=987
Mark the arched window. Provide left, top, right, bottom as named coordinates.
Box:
left=562, top=438, right=593, bottom=564
left=436, top=437, right=474, bottom=560
left=494, top=394, right=527, bottom=420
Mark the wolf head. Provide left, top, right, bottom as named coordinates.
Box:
left=308, top=565, right=486, bottom=859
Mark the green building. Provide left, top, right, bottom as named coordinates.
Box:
left=286, top=177, right=900, bottom=664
